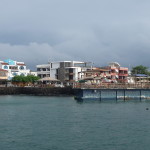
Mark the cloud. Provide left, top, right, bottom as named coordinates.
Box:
left=0, top=42, right=74, bottom=70
left=1, top=0, right=150, bottom=70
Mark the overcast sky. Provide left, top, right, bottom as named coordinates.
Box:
left=0, top=0, right=150, bottom=70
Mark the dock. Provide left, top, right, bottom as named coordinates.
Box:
left=74, top=88, right=150, bottom=100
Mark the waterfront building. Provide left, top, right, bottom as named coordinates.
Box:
left=132, top=74, right=150, bottom=84
left=81, top=62, right=128, bottom=83
left=0, top=59, right=30, bottom=80
left=81, top=67, right=111, bottom=84
left=37, top=61, right=92, bottom=84
left=105, top=62, right=128, bottom=83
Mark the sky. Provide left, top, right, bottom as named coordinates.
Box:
left=1, top=0, right=150, bottom=70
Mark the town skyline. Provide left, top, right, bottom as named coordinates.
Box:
left=0, top=57, right=149, bottom=71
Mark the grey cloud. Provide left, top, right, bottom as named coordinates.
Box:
left=0, top=0, right=150, bottom=70
left=0, top=43, right=74, bottom=70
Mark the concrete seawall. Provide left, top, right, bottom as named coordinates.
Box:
left=0, top=87, right=74, bottom=96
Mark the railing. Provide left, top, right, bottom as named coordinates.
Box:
left=73, top=83, right=150, bottom=89
left=119, top=67, right=128, bottom=70
left=118, top=73, right=128, bottom=76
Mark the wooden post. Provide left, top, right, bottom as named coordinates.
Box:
left=124, top=90, right=126, bottom=101
left=140, top=90, right=142, bottom=101
left=100, top=90, right=101, bottom=101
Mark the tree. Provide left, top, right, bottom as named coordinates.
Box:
left=12, top=75, right=40, bottom=86
left=26, top=75, right=40, bottom=83
left=131, top=65, right=150, bottom=75
left=12, top=75, right=26, bottom=82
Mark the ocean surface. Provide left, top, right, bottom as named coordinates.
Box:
left=0, top=96, right=150, bottom=150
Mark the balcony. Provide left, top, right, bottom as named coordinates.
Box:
left=10, top=69, right=18, bottom=72
left=119, top=67, right=128, bottom=70
left=111, top=73, right=117, bottom=76
left=118, top=73, right=128, bottom=76
left=37, top=68, right=50, bottom=72
left=37, top=71, right=50, bottom=75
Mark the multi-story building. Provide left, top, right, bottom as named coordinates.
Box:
left=37, top=61, right=92, bottom=83
left=82, top=62, right=128, bottom=83
left=0, top=59, right=30, bottom=80
left=106, top=62, right=128, bottom=83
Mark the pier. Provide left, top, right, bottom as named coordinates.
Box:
left=74, top=88, right=150, bottom=100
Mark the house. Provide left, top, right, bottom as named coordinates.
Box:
left=0, top=59, right=30, bottom=80
left=132, top=74, right=150, bottom=83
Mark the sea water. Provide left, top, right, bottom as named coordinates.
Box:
left=0, top=96, right=150, bottom=150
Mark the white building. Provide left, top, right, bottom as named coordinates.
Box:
left=0, top=59, right=30, bottom=80
left=37, top=61, right=92, bottom=83
left=29, top=71, right=38, bottom=76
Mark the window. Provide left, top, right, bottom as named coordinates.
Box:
left=20, top=66, right=24, bottom=70
left=69, top=75, right=73, bottom=80
left=65, top=62, right=71, bottom=67
left=69, top=68, right=73, bottom=73
left=13, top=72, right=17, bottom=76
left=4, top=65, right=8, bottom=69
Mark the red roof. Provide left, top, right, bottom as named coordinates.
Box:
left=17, top=63, right=26, bottom=66
left=0, top=69, right=8, bottom=72
left=1, top=63, right=8, bottom=65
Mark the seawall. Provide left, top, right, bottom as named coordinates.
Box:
left=0, top=87, right=74, bottom=96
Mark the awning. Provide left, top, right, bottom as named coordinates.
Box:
left=38, top=77, right=60, bottom=82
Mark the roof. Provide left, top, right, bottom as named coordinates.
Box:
left=134, top=74, right=148, bottom=77
left=94, top=68, right=110, bottom=71
left=109, top=62, right=120, bottom=67
left=4, top=59, right=15, bottom=65
left=0, top=69, right=8, bottom=72
left=17, top=63, right=26, bottom=66
left=38, top=77, right=60, bottom=82
left=1, top=63, right=9, bottom=65
left=82, top=68, right=110, bottom=73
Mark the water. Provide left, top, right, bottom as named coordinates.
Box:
left=0, top=96, right=150, bottom=150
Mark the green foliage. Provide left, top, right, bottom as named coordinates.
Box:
left=26, top=75, right=40, bottom=83
left=131, top=65, right=150, bottom=75
left=12, top=75, right=40, bottom=83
